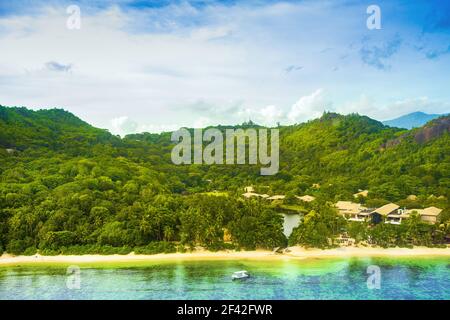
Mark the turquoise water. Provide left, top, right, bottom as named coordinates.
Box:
left=0, top=257, right=448, bottom=300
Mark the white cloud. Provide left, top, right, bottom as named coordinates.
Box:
left=110, top=116, right=180, bottom=135
left=0, top=1, right=449, bottom=134
left=190, top=25, right=233, bottom=41
left=383, top=97, right=450, bottom=119
left=45, top=61, right=72, bottom=72
left=339, top=94, right=376, bottom=116
left=138, top=123, right=181, bottom=133
left=338, top=95, right=450, bottom=120
left=193, top=116, right=213, bottom=128
left=288, top=89, right=330, bottom=123
left=110, top=116, right=138, bottom=136
left=257, top=105, right=284, bottom=126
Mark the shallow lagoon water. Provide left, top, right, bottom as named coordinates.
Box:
left=0, top=257, right=448, bottom=300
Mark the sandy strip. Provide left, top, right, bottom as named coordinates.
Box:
left=285, top=246, right=450, bottom=258
left=0, top=246, right=449, bottom=266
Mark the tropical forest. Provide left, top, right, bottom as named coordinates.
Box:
left=0, top=105, right=449, bottom=255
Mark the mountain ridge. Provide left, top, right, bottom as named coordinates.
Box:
left=382, top=111, right=448, bottom=129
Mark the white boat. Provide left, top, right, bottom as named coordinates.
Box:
left=232, top=270, right=249, bottom=280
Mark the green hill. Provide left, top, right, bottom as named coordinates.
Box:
left=0, top=105, right=448, bottom=254
left=277, top=113, right=449, bottom=201
left=0, top=105, right=117, bottom=151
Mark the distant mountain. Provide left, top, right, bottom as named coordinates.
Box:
left=382, top=111, right=447, bottom=129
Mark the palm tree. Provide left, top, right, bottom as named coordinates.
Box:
left=163, top=226, right=174, bottom=242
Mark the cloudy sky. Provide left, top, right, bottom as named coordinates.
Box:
left=0, top=0, right=449, bottom=135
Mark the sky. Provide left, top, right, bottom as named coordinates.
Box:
left=0, top=0, right=449, bottom=135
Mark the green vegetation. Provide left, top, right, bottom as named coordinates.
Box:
left=0, top=105, right=449, bottom=254
left=289, top=202, right=346, bottom=248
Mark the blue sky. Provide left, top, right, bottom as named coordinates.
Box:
left=0, top=0, right=449, bottom=134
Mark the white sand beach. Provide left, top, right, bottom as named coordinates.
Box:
left=0, top=246, right=449, bottom=266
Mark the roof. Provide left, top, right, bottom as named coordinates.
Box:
left=267, top=195, right=285, bottom=200
left=296, top=195, right=316, bottom=202
left=242, top=192, right=259, bottom=198
left=353, top=190, right=368, bottom=198
left=404, top=207, right=442, bottom=217
left=405, top=209, right=424, bottom=215
left=407, top=195, right=417, bottom=200
left=421, top=206, right=442, bottom=216
left=244, top=186, right=254, bottom=193
left=335, top=201, right=362, bottom=214
left=242, top=192, right=270, bottom=199
left=372, top=203, right=400, bottom=216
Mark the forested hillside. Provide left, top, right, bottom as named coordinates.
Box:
left=0, top=106, right=117, bottom=151
left=0, top=105, right=448, bottom=254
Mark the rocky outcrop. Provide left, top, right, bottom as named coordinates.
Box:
left=382, top=115, right=449, bottom=149
left=413, top=116, right=450, bottom=144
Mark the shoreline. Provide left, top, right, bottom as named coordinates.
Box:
left=0, top=246, right=449, bottom=266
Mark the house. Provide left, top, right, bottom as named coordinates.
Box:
left=384, top=211, right=409, bottom=225
left=267, top=195, right=285, bottom=200
left=334, top=200, right=444, bottom=226
left=244, top=186, right=255, bottom=193
left=403, top=206, right=442, bottom=225
left=370, top=203, right=400, bottom=224
left=336, top=201, right=362, bottom=215
left=418, top=206, right=442, bottom=224
left=242, top=192, right=259, bottom=198
left=335, top=200, right=443, bottom=225
left=296, top=195, right=316, bottom=202
left=242, top=192, right=270, bottom=199
left=372, top=204, right=443, bottom=225
left=353, top=190, right=368, bottom=198
left=335, top=201, right=370, bottom=222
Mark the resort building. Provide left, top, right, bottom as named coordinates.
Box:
left=370, top=203, right=401, bottom=224
left=296, top=195, right=316, bottom=202
left=353, top=190, right=369, bottom=198
left=242, top=192, right=269, bottom=199
left=241, top=186, right=271, bottom=199
left=334, top=201, right=443, bottom=225
left=267, top=195, right=286, bottom=200
left=419, top=207, right=443, bottom=224
left=384, top=211, right=409, bottom=225
left=242, top=192, right=259, bottom=198
left=244, top=186, right=255, bottom=193
left=404, top=206, right=443, bottom=224
left=335, top=201, right=371, bottom=222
